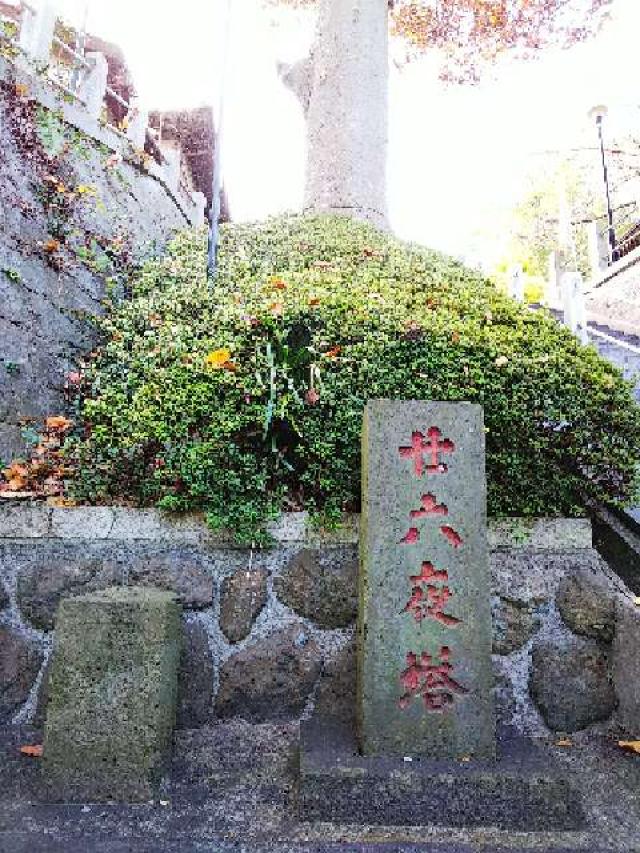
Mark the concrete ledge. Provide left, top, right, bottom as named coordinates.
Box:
left=298, top=715, right=584, bottom=830
left=0, top=506, right=594, bottom=550
left=487, top=518, right=592, bottom=551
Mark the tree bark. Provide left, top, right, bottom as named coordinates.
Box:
left=281, top=0, right=389, bottom=229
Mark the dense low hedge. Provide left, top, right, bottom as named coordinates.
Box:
left=66, top=215, right=640, bottom=542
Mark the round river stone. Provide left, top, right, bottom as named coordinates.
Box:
left=529, top=636, right=616, bottom=732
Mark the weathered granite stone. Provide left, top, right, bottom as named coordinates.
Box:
left=529, top=637, right=616, bottom=732
left=557, top=568, right=617, bottom=643
left=491, top=596, right=540, bottom=655
left=612, top=599, right=640, bottom=736
left=358, top=401, right=495, bottom=758
left=491, top=549, right=606, bottom=606
left=16, top=548, right=213, bottom=630
left=43, top=586, right=181, bottom=802
left=0, top=580, right=8, bottom=611
left=219, top=568, right=268, bottom=643
left=177, top=618, right=214, bottom=729
left=125, top=557, right=213, bottom=610
left=17, top=559, right=120, bottom=631
left=275, top=548, right=358, bottom=629
left=314, top=637, right=356, bottom=724
left=216, top=622, right=322, bottom=722
left=0, top=625, right=43, bottom=721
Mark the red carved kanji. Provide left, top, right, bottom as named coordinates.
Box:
left=398, top=646, right=468, bottom=712
left=410, top=493, right=449, bottom=519
left=400, top=495, right=449, bottom=544
left=400, top=527, right=420, bottom=544
left=398, top=427, right=456, bottom=477
left=440, top=526, right=464, bottom=549
left=403, top=561, right=461, bottom=626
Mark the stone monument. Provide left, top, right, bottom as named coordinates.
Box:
left=299, top=400, right=584, bottom=829
left=358, top=400, right=495, bottom=759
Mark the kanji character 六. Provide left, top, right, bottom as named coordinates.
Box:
left=400, top=494, right=450, bottom=544
left=440, top=526, right=463, bottom=548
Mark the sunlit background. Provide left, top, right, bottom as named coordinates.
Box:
left=53, top=0, right=640, bottom=269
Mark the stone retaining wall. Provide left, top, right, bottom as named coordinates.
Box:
left=0, top=55, right=194, bottom=463
left=1, top=507, right=638, bottom=740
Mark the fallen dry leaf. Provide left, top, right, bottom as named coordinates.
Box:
left=323, top=346, right=341, bottom=359
left=20, top=744, right=43, bottom=758
left=555, top=738, right=573, bottom=747
left=43, top=239, right=60, bottom=254
left=45, top=416, right=72, bottom=432
left=618, top=740, right=640, bottom=754
left=47, top=497, right=77, bottom=507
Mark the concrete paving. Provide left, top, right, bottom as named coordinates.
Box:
left=0, top=721, right=638, bottom=853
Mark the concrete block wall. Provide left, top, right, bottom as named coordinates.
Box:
left=0, top=508, right=638, bottom=740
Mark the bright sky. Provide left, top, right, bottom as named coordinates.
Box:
left=54, top=0, right=640, bottom=268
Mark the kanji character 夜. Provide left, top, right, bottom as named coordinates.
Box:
left=403, top=561, right=461, bottom=627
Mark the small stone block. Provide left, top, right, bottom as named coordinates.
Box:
left=358, top=401, right=495, bottom=758
left=298, top=716, right=584, bottom=830
left=43, top=586, right=181, bottom=802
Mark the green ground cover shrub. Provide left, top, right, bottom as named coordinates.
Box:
left=66, top=215, right=640, bottom=543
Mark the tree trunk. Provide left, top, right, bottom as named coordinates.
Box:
left=281, top=0, right=389, bottom=229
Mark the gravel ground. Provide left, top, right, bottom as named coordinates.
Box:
left=0, top=721, right=639, bottom=853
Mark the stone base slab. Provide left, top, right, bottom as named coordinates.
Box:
left=298, top=715, right=584, bottom=830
